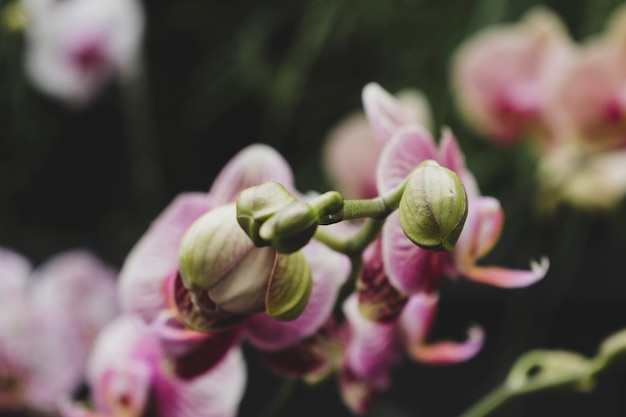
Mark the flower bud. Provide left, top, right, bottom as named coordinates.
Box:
left=236, top=182, right=298, bottom=247
left=399, top=160, right=468, bottom=252
left=259, top=201, right=318, bottom=253
left=177, top=203, right=313, bottom=328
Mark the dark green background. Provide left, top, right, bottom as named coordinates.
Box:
left=2, top=0, right=626, bottom=416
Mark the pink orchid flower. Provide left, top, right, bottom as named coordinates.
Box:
left=322, top=83, right=433, bottom=200
left=21, top=0, right=144, bottom=105
left=450, top=6, right=574, bottom=146
left=118, top=143, right=350, bottom=379
left=339, top=235, right=484, bottom=414
left=59, top=314, right=246, bottom=417
left=546, top=5, right=626, bottom=151
left=0, top=247, right=118, bottom=413
left=377, top=125, right=549, bottom=294
left=339, top=291, right=483, bottom=414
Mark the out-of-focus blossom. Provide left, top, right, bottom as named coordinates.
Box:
left=535, top=141, right=626, bottom=212
left=0, top=248, right=119, bottom=413
left=60, top=314, right=246, bottom=417
left=118, top=143, right=350, bottom=381
left=533, top=4, right=626, bottom=212
left=322, top=83, right=433, bottom=200
left=450, top=6, right=574, bottom=146
left=20, top=0, right=144, bottom=105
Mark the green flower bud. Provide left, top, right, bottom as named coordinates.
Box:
left=259, top=201, right=318, bottom=254
left=399, top=160, right=468, bottom=252
left=178, top=203, right=312, bottom=322
left=236, top=182, right=298, bottom=247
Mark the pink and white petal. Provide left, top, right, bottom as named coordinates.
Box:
left=150, top=310, right=214, bottom=357
left=382, top=212, right=441, bottom=294
left=408, top=326, right=485, bottom=365
left=3, top=308, right=85, bottom=412
left=362, top=82, right=424, bottom=146
left=155, top=346, right=247, bottom=417
left=118, top=193, right=211, bottom=323
left=398, top=292, right=438, bottom=345
left=376, top=125, right=438, bottom=193
left=87, top=316, right=160, bottom=413
left=243, top=240, right=350, bottom=351
left=209, top=144, right=295, bottom=206
left=342, top=295, right=398, bottom=387
left=438, top=128, right=481, bottom=199
left=88, top=314, right=247, bottom=417
left=58, top=398, right=111, bottom=417
left=400, top=292, right=483, bottom=365
left=0, top=247, right=32, bottom=304
left=454, top=197, right=504, bottom=270
left=462, top=257, right=549, bottom=288
left=31, top=250, right=119, bottom=357
left=322, top=112, right=381, bottom=200
left=260, top=318, right=341, bottom=380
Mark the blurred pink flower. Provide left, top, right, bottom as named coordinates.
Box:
left=21, top=0, right=144, bottom=105
left=322, top=82, right=433, bottom=200
left=118, top=143, right=350, bottom=380
left=0, top=248, right=118, bottom=413
left=534, top=5, right=626, bottom=211
left=450, top=6, right=574, bottom=146
left=59, top=314, right=246, bottom=417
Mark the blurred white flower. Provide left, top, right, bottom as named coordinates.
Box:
left=21, top=0, right=144, bottom=105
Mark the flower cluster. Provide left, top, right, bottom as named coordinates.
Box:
left=0, top=77, right=549, bottom=416
left=451, top=5, right=626, bottom=211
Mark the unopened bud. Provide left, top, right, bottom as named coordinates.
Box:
left=259, top=201, right=318, bottom=253
left=177, top=203, right=312, bottom=324
left=399, top=160, right=468, bottom=252
left=236, top=182, right=298, bottom=247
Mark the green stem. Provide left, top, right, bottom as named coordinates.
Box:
left=459, top=372, right=587, bottom=417
left=314, top=218, right=384, bottom=256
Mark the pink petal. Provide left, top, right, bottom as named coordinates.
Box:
left=260, top=318, right=340, bottom=380
left=362, top=82, right=423, bottom=146
left=462, top=257, right=549, bottom=288
left=0, top=247, right=32, bottom=303
left=382, top=212, right=445, bottom=294
left=243, top=239, right=350, bottom=351
left=438, top=128, right=481, bottom=199
left=87, top=315, right=246, bottom=417
left=341, top=295, right=398, bottom=387
left=398, top=292, right=438, bottom=344
left=0, top=305, right=84, bottom=411
left=376, top=125, right=438, bottom=193
left=209, top=144, right=295, bottom=206
left=118, top=192, right=211, bottom=323
left=31, top=250, right=119, bottom=361
left=322, top=113, right=381, bottom=200
left=400, top=292, right=484, bottom=364
left=408, top=326, right=485, bottom=365
left=454, top=197, right=504, bottom=269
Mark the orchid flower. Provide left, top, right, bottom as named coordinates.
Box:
left=339, top=290, right=484, bottom=414
left=532, top=5, right=626, bottom=212
left=0, top=247, right=118, bottom=413
left=118, top=143, right=350, bottom=380
left=377, top=124, right=549, bottom=293
left=20, top=0, right=144, bottom=105
left=322, top=83, right=433, bottom=200
left=450, top=6, right=574, bottom=146
left=59, top=314, right=246, bottom=417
